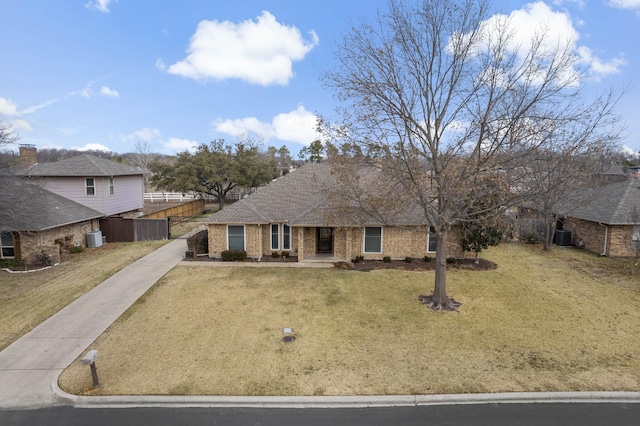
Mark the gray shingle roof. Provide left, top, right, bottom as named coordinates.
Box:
left=206, top=163, right=332, bottom=225
left=205, top=162, right=428, bottom=226
left=21, top=154, right=147, bottom=177
left=0, top=179, right=104, bottom=231
left=561, top=179, right=640, bottom=225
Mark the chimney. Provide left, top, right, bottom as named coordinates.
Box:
left=19, top=144, right=37, bottom=168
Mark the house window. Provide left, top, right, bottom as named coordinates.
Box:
left=271, top=224, right=280, bottom=251
left=364, top=226, right=382, bottom=253
left=227, top=225, right=245, bottom=251
left=283, top=224, right=291, bottom=251
left=108, top=177, right=114, bottom=195
left=633, top=225, right=640, bottom=252
left=85, top=178, right=95, bottom=196
left=427, top=226, right=437, bottom=253
left=1, top=231, right=15, bottom=258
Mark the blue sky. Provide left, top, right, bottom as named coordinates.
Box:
left=1, top=0, right=639, bottom=157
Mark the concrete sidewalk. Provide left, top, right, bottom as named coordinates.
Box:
left=0, top=238, right=187, bottom=409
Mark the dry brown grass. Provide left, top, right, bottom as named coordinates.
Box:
left=0, top=241, right=165, bottom=351
left=0, top=208, right=210, bottom=352
left=59, top=243, right=640, bottom=396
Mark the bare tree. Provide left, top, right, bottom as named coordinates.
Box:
left=319, top=0, right=623, bottom=310
left=0, top=121, right=19, bottom=169
left=0, top=121, right=23, bottom=231
left=129, top=140, right=156, bottom=170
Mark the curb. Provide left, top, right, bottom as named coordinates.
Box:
left=52, top=381, right=640, bottom=409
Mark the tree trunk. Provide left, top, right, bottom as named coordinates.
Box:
left=217, top=195, right=225, bottom=210
left=543, top=216, right=556, bottom=251
left=418, top=229, right=461, bottom=311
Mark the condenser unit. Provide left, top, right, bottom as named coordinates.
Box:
left=86, top=231, right=103, bottom=248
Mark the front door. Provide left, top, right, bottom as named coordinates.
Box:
left=316, top=227, right=334, bottom=254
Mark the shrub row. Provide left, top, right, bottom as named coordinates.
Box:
left=221, top=250, right=247, bottom=261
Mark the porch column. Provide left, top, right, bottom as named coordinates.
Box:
left=297, top=227, right=304, bottom=261
left=346, top=227, right=352, bottom=261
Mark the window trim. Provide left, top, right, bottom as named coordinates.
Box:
left=632, top=225, right=640, bottom=252
left=270, top=223, right=280, bottom=251
left=227, top=225, right=246, bottom=251
left=85, top=177, right=95, bottom=196
left=108, top=177, right=114, bottom=196
left=282, top=224, right=291, bottom=251
left=427, top=226, right=437, bottom=253
left=363, top=226, right=383, bottom=254
left=1, top=231, right=15, bottom=259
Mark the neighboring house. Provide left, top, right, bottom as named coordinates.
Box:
left=205, top=163, right=463, bottom=261
left=0, top=179, right=103, bottom=265
left=557, top=178, right=640, bottom=257
left=18, top=147, right=147, bottom=217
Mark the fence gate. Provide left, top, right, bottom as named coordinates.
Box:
left=100, top=218, right=169, bottom=242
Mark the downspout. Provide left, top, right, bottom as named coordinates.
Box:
left=257, top=224, right=262, bottom=262
left=599, top=223, right=608, bottom=256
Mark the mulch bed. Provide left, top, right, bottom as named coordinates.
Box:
left=344, top=257, right=497, bottom=272
left=182, top=253, right=497, bottom=271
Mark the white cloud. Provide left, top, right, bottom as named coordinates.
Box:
left=214, top=116, right=274, bottom=137
left=0, top=97, right=19, bottom=116
left=73, top=143, right=112, bottom=152
left=163, top=137, right=199, bottom=153
left=11, top=119, right=32, bottom=131
left=84, top=0, right=115, bottom=13
left=162, top=11, right=319, bottom=86
left=119, top=127, right=198, bottom=154
left=272, top=106, right=319, bottom=144
left=120, top=127, right=163, bottom=144
left=608, top=0, right=640, bottom=9
left=21, top=98, right=61, bottom=115
left=100, top=86, right=120, bottom=98
left=213, top=105, right=319, bottom=145
left=475, top=2, right=627, bottom=82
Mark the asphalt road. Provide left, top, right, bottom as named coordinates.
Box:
left=1, top=403, right=639, bottom=426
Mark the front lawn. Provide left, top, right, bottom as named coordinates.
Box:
left=59, top=243, right=640, bottom=396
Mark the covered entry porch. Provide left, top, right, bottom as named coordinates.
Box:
left=296, top=226, right=354, bottom=262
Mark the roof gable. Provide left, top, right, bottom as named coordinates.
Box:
left=206, top=163, right=331, bottom=225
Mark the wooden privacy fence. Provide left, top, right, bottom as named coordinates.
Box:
left=100, top=218, right=169, bottom=242
left=142, top=199, right=205, bottom=221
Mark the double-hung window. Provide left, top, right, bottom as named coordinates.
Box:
left=282, top=224, right=291, bottom=251
left=633, top=225, right=640, bottom=252
left=427, top=226, right=437, bottom=253
left=271, top=224, right=280, bottom=251
left=85, top=178, right=95, bottom=196
left=108, top=177, right=115, bottom=195
left=364, top=226, right=383, bottom=253
left=1, top=231, right=15, bottom=258
left=271, top=224, right=292, bottom=251
left=228, top=225, right=245, bottom=251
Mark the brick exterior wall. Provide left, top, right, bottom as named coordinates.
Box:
left=17, top=219, right=98, bottom=266
left=207, top=223, right=465, bottom=261
left=563, top=217, right=636, bottom=257
left=347, top=226, right=463, bottom=260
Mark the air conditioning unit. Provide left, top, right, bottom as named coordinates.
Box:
left=87, top=231, right=103, bottom=248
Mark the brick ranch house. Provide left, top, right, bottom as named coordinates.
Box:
left=0, top=179, right=103, bottom=265
left=205, top=163, right=464, bottom=262
left=557, top=178, right=640, bottom=257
